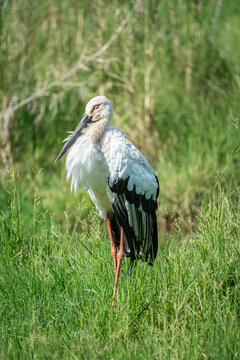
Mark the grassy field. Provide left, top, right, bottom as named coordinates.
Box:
left=1, top=0, right=240, bottom=359
left=0, top=179, right=239, bottom=359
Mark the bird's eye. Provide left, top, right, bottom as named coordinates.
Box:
left=93, top=104, right=100, bottom=110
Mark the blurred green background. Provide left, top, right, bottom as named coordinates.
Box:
left=1, top=1, right=240, bottom=359
left=1, top=0, right=239, bottom=228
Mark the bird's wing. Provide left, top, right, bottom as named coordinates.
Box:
left=101, top=127, right=159, bottom=263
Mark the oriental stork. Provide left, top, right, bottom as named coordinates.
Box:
left=56, top=96, right=159, bottom=303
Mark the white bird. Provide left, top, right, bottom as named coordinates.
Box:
left=56, top=96, right=159, bottom=302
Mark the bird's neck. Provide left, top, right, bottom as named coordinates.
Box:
left=86, top=118, right=110, bottom=143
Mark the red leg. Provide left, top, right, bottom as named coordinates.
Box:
left=106, top=218, right=117, bottom=274
left=112, top=227, right=125, bottom=304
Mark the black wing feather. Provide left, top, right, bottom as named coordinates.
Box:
left=109, top=175, right=159, bottom=264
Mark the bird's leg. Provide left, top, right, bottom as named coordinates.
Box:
left=106, top=218, right=117, bottom=274
left=113, top=227, right=125, bottom=303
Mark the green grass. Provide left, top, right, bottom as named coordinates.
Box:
left=1, top=1, right=240, bottom=358
left=0, top=179, right=239, bottom=359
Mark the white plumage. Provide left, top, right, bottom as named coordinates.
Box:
left=65, top=126, right=158, bottom=220
left=56, top=95, right=159, bottom=302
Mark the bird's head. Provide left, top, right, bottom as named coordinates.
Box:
left=85, top=95, right=113, bottom=123
left=56, top=95, right=113, bottom=162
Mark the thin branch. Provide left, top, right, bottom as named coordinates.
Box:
left=0, top=13, right=131, bottom=119
left=83, top=14, right=130, bottom=62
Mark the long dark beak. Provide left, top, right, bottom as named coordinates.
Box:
left=55, top=114, right=92, bottom=162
